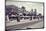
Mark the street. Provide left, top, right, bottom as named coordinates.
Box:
left=6, top=19, right=43, bottom=30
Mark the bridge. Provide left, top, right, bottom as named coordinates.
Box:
left=5, top=15, right=43, bottom=30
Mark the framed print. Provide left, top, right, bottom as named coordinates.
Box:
left=5, top=0, right=44, bottom=31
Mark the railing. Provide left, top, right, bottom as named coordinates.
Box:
left=6, top=15, right=43, bottom=22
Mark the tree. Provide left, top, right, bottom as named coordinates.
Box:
left=21, top=6, right=26, bottom=13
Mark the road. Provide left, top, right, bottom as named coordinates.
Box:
left=6, top=19, right=44, bottom=30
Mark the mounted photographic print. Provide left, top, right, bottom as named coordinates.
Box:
left=5, top=0, right=44, bottom=31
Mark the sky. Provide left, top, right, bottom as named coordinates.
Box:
left=6, top=1, right=44, bottom=15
